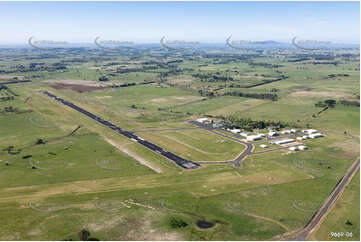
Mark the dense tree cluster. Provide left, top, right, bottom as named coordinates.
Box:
left=222, top=91, right=278, bottom=100
left=0, top=96, right=14, bottom=101
left=169, top=217, right=188, bottom=228
left=219, top=116, right=294, bottom=131
left=339, top=100, right=360, bottom=107
left=98, top=76, right=109, bottom=82
left=247, top=62, right=283, bottom=68
left=315, top=99, right=336, bottom=108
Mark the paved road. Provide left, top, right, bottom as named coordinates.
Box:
left=41, top=90, right=200, bottom=170
left=291, top=158, right=360, bottom=241
left=189, top=121, right=253, bottom=168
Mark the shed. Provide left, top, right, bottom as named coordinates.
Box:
left=196, top=118, right=208, bottom=123
left=281, top=130, right=291, bottom=134
left=309, top=133, right=323, bottom=138
left=246, top=135, right=261, bottom=141
left=272, top=139, right=295, bottom=145
left=302, top=129, right=318, bottom=134
left=268, top=131, right=278, bottom=136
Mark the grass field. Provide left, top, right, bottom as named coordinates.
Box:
left=0, top=47, right=359, bottom=240
left=139, top=129, right=245, bottom=161
left=314, top=171, right=360, bottom=241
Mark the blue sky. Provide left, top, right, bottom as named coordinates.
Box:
left=0, top=1, right=359, bottom=44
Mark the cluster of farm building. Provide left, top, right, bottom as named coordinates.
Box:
left=196, top=118, right=324, bottom=152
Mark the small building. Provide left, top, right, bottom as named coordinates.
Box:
left=272, top=138, right=295, bottom=145
left=239, top=132, right=249, bottom=137
left=281, top=130, right=291, bottom=134
left=213, top=122, right=224, bottom=128
left=196, top=118, right=208, bottom=123
left=230, top=129, right=241, bottom=134
left=268, top=131, right=278, bottom=136
left=309, top=133, right=323, bottom=139
left=298, top=145, right=308, bottom=150
left=302, top=129, right=318, bottom=134
left=260, top=144, right=268, bottom=148
left=289, top=146, right=299, bottom=151
left=246, top=135, right=261, bottom=141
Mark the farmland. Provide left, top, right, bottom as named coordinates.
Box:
left=0, top=45, right=359, bottom=241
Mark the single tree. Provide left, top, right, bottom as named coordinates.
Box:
left=78, top=229, right=90, bottom=241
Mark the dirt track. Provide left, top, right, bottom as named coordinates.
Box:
left=104, top=137, right=163, bottom=174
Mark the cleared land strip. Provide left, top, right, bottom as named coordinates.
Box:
left=104, top=137, right=162, bottom=173
left=288, top=157, right=360, bottom=241
left=131, top=127, right=200, bottom=133
left=0, top=170, right=247, bottom=204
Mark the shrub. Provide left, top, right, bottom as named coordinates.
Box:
left=169, top=217, right=188, bottom=228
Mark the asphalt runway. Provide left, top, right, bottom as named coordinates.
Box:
left=41, top=90, right=200, bottom=170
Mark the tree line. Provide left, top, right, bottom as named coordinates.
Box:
left=218, top=115, right=295, bottom=131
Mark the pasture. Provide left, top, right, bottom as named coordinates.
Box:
left=0, top=47, right=359, bottom=240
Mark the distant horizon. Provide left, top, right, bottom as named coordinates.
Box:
left=0, top=1, right=359, bottom=45
left=0, top=40, right=359, bottom=48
